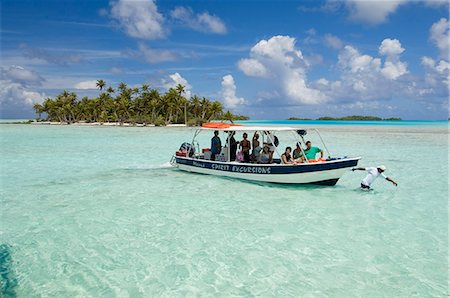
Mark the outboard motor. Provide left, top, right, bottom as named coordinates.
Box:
left=179, top=142, right=195, bottom=157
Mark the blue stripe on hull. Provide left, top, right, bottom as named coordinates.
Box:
left=175, top=157, right=359, bottom=175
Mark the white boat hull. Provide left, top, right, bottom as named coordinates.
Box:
left=173, top=157, right=360, bottom=185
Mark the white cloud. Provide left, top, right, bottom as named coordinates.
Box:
left=421, top=56, right=450, bottom=89
left=0, top=80, right=46, bottom=111
left=344, top=0, right=407, bottom=25
left=221, top=75, right=245, bottom=109
left=430, top=18, right=450, bottom=59
left=238, top=35, right=326, bottom=104
left=1, top=65, right=45, bottom=86
left=170, top=6, right=227, bottom=34
left=379, top=38, right=405, bottom=56
left=162, top=72, right=192, bottom=98
left=74, top=80, right=98, bottom=90
left=314, top=39, right=410, bottom=103
left=110, top=0, right=166, bottom=39
left=324, top=33, right=343, bottom=49
left=237, top=59, right=268, bottom=77
left=379, top=38, right=408, bottom=80
left=129, top=43, right=177, bottom=63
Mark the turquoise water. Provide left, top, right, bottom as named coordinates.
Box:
left=0, top=123, right=448, bottom=297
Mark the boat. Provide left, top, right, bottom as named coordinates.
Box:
left=170, top=122, right=360, bottom=185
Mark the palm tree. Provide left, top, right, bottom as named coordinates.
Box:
left=96, top=80, right=106, bottom=91
left=33, top=103, right=44, bottom=120
left=106, top=86, right=115, bottom=94
left=208, top=101, right=223, bottom=120
left=175, top=84, right=187, bottom=124
left=223, top=111, right=234, bottom=123
left=118, top=82, right=127, bottom=92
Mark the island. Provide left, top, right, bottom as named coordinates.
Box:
left=32, top=80, right=248, bottom=126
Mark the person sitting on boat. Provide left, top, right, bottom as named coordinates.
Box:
left=226, top=131, right=238, bottom=161
left=352, top=165, right=398, bottom=189
left=303, top=141, right=323, bottom=161
left=293, top=143, right=305, bottom=163
left=281, top=147, right=297, bottom=164
left=239, top=133, right=251, bottom=163
left=258, top=145, right=271, bottom=164
left=210, top=130, right=221, bottom=161
left=252, top=132, right=261, bottom=162
left=264, top=131, right=278, bottom=161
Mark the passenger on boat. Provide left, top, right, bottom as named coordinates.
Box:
left=303, top=141, right=323, bottom=161
left=252, top=132, right=261, bottom=162
left=210, top=130, right=221, bottom=161
left=281, top=147, right=296, bottom=164
left=264, top=131, right=277, bottom=161
left=293, top=143, right=305, bottom=163
left=226, top=132, right=238, bottom=161
left=258, top=145, right=271, bottom=164
left=239, top=133, right=251, bottom=163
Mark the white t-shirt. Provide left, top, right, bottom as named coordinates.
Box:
left=361, top=167, right=386, bottom=186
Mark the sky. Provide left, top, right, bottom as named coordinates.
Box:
left=1, top=0, right=449, bottom=120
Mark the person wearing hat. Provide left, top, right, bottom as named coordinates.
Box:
left=352, top=165, right=398, bottom=189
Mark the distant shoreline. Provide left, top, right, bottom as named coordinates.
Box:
left=287, top=116, right=402, bottom=121
left=1, top=119, right=448, bottom=126
left=0, top=120, right=188, bottom=127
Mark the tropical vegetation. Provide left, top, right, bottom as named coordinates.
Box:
left=33, top=80, right=249, bottom=126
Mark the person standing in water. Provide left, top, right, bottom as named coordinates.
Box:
left=352, top=165, right=398, bottom=189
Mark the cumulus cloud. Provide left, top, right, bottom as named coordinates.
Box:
left=1, top=66, right=45, bottom=86
left=0, top=82, right=45, bottom=107
left=313, top=38, right=410, bottom=103
left=170, top=6, right=227, bottom=34
left=344, top=0, right=407, bottom=25
left=238, top=35, right=326, bottom=104
left=420, top=19, right=450, bottom=95
left=221, top=75, right=245, bottom=109
left=430, top=18, right=450, bottom=59
left=0, top=66, right=46, bottom=115
left=128, top=42, right=177, bottom=63
left=162, top=72, right=192, bottom=98
left=324, top=33, right=343, bottom=49
left=379, top=38, right=405, bottom=56
left=110, top=0, right=166, bottom=39
left=237, top=58, right=268, bottom=77
left=74, top=80, right=98, bottom=90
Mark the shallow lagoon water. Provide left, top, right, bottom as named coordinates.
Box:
left=0, top=122, right=448, bottom=297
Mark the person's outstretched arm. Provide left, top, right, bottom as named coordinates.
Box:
left=352, top=167, right=365, bottom=171
left=386, top=177, right=398, bottom=186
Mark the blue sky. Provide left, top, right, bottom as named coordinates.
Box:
left=1, top=0, right=449, bottom=120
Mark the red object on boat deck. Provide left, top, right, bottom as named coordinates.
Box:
left=175, top=151, right=187, bottom=157
left=201, top=122, right=243, bottom=129
left=202, top=148, right=210, bottom=153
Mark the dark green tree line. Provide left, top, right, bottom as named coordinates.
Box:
left=33, top=80, right=249, bottom=126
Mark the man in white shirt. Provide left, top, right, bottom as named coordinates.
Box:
left=352, top=165, right=398, bottom=189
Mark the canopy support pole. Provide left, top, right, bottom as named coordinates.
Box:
left=313, top=128, right=331, bottom=158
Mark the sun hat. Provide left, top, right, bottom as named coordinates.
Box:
left=378, top=165, right=386, bottom=171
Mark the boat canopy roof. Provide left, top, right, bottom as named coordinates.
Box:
left=201, top=122, right=299, bottom=132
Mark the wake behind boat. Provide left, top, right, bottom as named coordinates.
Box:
left=171, top=123, right=360, bottom=185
